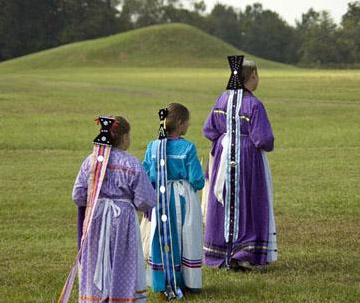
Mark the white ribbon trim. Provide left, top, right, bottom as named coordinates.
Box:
left=214, top=134, right=229, bottom=206
left=261, top=151, right=278, bottom=263
left=94, top=198, right=122, bottom=298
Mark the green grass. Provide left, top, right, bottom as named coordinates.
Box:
left=0, top=23, right=289, bottom=71
left=1, top=64, right=360, bottom=303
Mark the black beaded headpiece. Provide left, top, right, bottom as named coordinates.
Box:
left=158, top=108, right=168, bottom=140
left=93, top=116, right=116, bottom=146
left=226, top=55, right=245, bottom=90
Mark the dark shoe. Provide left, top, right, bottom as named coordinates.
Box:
left=229, top=259, right=241, bottom=271
left=184, top=287, right=202, bottom=294
left=238, top=261, right=266, bottom=272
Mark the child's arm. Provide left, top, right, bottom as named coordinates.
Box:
left=186, top=143, right=205, bottom=191
left=203, top=108, right=225, bottom=142
left=249, top=101, right=274, bottom=152
left=203, top=94, right=228, bottom=141
left=142, top=142, right=153, bottom=176
left=72, top=156, right=91, bottom=207
left=131, top=161, right=157, bottom=212
left=72, top=155, right=91, bottom=249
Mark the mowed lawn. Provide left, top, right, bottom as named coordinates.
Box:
left=0, top=67, right=359, bottom=303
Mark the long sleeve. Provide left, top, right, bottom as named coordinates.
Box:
left=249, top=101, right=274, bottom=152
left=204, top=110, right=220, bottom=141
left=203, top=93, right=228, bottom=142
left=131, top=162, right=157, bottom=212
left=72, top=156, right=91, bottom=207
left=142, top=142, right=153, bottom=176
left=72, top=155, right=91, bottom=249
left=186, top=143, right=205, bottom=191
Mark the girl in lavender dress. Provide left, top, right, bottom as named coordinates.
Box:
left=72, top=116, right=156, bottom=303
left=202, top=60, right=277, bottom=271
left=142, top=103, right=204, bottom=300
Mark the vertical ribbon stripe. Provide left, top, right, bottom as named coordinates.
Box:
left=224, top=90, right=234, bottom=243
left=233, top=90, right=243, bottom=239
left=155, top=139, right=182, bottom=298
left=224, top=89, right=243, bottom=266
left=261, top=151, right=278, bottom=263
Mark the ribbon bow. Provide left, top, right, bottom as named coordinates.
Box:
left=158, top=108, right=168, bottom=140
left=226, top=55, right=245, bottom=90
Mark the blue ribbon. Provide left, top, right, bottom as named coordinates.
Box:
left=155, top=139, right=183, bottom=298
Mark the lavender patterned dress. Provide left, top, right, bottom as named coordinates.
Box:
left=202, top=91, right=277, bottom=268
left=73, top=148, right=156, bottom=303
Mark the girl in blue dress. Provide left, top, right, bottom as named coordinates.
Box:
left=142, top=103, right=205, bottom=300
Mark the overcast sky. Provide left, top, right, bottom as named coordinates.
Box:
left=198, top=0, right=351, bottom=25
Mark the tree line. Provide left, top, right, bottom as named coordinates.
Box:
left=0, top=0, right=359, bottom=67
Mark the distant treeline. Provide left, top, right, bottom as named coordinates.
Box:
left=1, top=0, right=360, bottom=67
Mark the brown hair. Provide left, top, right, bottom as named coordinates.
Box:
left=241, top=59, right=258, bottom=83
left=110, top=116, right=130, bottom=147
left=165, top=103, right=190, bottom=135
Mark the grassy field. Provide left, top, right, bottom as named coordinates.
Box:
left=1, top=66, right=359, bottom=303
left=0, top=22, right=359, bottom=303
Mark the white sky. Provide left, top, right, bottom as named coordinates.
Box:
left=196, top=0, right=351, bottom=25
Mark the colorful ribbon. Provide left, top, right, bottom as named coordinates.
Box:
left=155, top=139, right=183, bottom=299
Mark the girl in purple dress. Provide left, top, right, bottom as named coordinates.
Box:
left=72, top=116, right=156, bottom=303
left=202, top=60, right=277, bottom=271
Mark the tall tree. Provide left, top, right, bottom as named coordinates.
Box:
left=59, top=0, right=121, bottom=43
left=0, top=0, right=61, bottom=61
left=296, top=9, right=341, bottom=66
left=161, top=5, right=207, bottom=31
left=117, top=0, right=136, bottom=31
left=207, top=4, right=241, bottom=48
left=338, top=1, right=360, bottom=63
left=238, top=3, right=298, bottom=63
